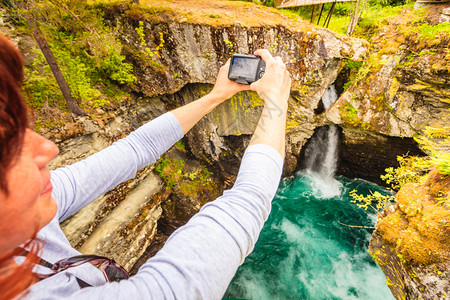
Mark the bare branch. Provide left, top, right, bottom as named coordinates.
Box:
left=338, top=221, right=375, bottom=229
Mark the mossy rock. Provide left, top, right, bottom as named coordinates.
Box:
left=377, top=170, right=450, bottom=265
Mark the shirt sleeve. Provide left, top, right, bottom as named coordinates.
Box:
left=64, top=144, right=283, bottom=300
left=50, top=112, right=184, bottom=222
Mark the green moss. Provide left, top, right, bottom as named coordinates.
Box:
left=223, top=39, right=234, bottom=55
left=154, top=156, right=219, bottom=200
left=269, top=41, right=279, bottom=53
left=342, top=59, right=364, bottom=92
left=154, top=158, right=185, bottom=189
left=207, top=13, right=222, bottom=19
left=340, top=102, right=360, bottom=126
left=286, top=117, right=302, bottom=132
left=174, top=140, right=186, bottom=152
left=23, top=48, right=65, bottom=110
left=346, top=60, right=363, bottom=71
left=178, top=166, right=216, bottom=199
left=131, top=47, right=167, bottom=71
left=397, top=253, right=407, bottom=264
left=417, top=22, right=450, bottom=41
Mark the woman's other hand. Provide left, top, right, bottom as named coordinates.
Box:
left=210, top=59, right=251, bottom=103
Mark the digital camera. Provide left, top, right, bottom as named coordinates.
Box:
left=227, top=54, right=265, bottom=85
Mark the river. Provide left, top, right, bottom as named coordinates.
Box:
left=224, top=172, right=394, bottom=299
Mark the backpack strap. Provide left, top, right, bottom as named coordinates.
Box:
left=20, top=249, right=92, bottom=289
left=75, top=277, right=92, bottom=288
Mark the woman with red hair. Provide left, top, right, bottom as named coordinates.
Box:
left=0, top=33, right=290, bottom=299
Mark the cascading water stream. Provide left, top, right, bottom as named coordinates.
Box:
left=302, top=84, right=342, bottom=198
left=319, top=84, right=339, bottom=178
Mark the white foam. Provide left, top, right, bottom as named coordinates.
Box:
left=322, top=84, right=338, bottom=109
left=297, top=170, right=343, bottom=199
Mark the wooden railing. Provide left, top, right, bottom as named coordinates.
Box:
left=275, top=0, right=356, bottom=8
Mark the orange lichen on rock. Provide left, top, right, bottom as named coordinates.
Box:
left=377, top=209, right=408, bottom=243
left=427, top=169, right=450, bottom=199
left=377, top=169, right=450, bottom=265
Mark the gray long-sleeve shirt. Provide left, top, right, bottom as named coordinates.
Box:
left=24, top=112, right=283, bottom=299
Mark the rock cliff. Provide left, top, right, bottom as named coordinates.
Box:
left=99, top=1, right=370, bottom=176
left=54, top=1, right=448, bottom=279
left=326, top=4, right=449, bottom=184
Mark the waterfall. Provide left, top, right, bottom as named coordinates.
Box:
left=301, top=84, right=342, bottom=198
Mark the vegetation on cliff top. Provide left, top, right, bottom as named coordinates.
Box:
left=93, top=0, right=316, bottom=29
left=3, top=0, right=319, bottom=131
left=2, top=0, right=140, bottom=130
left=242, top=0, right=416, bottom=37
left=337, top=3, right=449, bottom=136
left=376, top=169, right=450, bottom=265
left=355, top=120, right=450, bottom=267
left=348, top=12, right=449, bottom=261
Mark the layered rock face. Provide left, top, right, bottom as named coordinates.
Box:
left=100, top=1, right=369, bottom=175
left=50, top=98, right=169, bottom=270
left=325, top=4, right=449, bottom=183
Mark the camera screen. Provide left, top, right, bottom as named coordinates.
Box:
left=229, top=57, right=259, bottom=79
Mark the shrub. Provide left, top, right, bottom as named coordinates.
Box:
left=23, top=48, right=64, bottom=109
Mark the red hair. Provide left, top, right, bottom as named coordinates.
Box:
left=0, top=34, right=39, bottom=299
left=0, top=240, right=42, bottom=300
left=0, top=33, right=29, bottom=193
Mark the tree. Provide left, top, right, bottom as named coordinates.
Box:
left=12, top=0, right=86, bottom=116
left=24, top=15, right=86, bottom=116
left=346, top=0, right=369, bottom=36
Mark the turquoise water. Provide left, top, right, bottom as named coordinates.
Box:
left=224, top=171, right=395, bottom=300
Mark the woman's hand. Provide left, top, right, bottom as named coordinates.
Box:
left=250, top=49, right=291, bottom=110
left=171, top=59, right=250, bottom=134
left=210, top=59, right=251, bottom=103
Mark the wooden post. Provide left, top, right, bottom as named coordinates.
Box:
left=346, top=0, right=358, bottom=35
left=325, top=1, right=337, bottom=28
left=317, top=3, right=325, bottom=25
left=322, top=2, right=332, bottom=27
left=310, top=3, right=316, bottom=23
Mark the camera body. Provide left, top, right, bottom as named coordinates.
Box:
left=228, top=54, right=265, bottom=85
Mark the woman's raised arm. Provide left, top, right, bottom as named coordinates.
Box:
left=51, top=60, right=249, bottom=221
